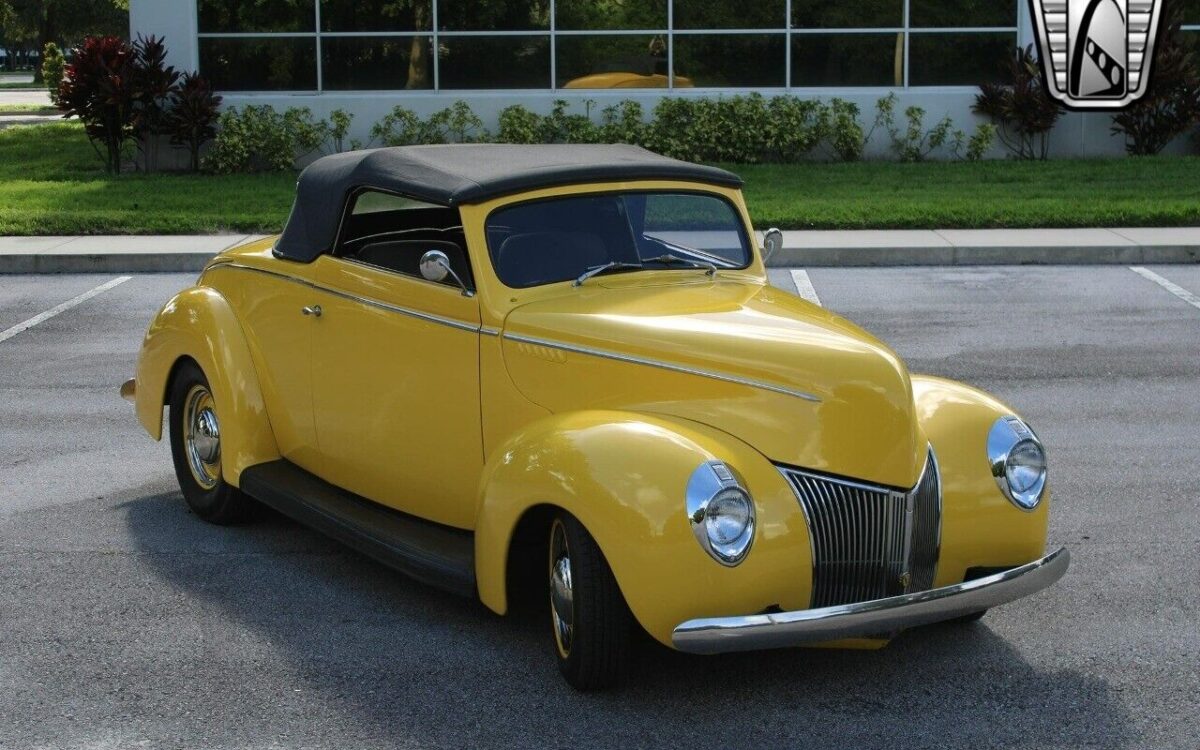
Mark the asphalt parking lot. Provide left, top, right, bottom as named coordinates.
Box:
left=2, top=266, right=1198, bottom=749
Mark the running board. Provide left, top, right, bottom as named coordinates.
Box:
left=239, top=460, right=476, bottom=598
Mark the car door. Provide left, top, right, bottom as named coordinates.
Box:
left=304, top=245, right=483, bottom=531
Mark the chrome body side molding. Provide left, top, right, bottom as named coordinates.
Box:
left=502, top=332, right=822, bottom=403
left=208, top=261, right=481, bottom=333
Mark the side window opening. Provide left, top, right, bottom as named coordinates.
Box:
left=336, top=190, right=474, bottom=290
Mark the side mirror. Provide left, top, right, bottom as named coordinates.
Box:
left=419, top=249, right=473, bottom=297
left=762, top=227, right=784, bottom=264
left=419, top=249, right=450, bottom=282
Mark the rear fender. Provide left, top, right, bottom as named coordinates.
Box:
left=133, top=286, right=279, bottom=486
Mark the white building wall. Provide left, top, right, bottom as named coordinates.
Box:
left=130, top=0, right=1169, bottom=159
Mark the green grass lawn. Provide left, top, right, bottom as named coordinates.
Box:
left=0, top=103, right=58, bottom=115
left=0, top=123, right=296, bottom=235
left=1, top=122, right=1198, bottom=236
left=736, top=159, right=1200, bottom=229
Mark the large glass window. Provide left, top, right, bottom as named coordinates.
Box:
left=673, top=0, right=785, bottom=29
left=792, top=33, right=903, bottom=87
left=556, top=0, right=667, bottom=30
left=198, top=0, right=314, bottom=33
left=438, top=36, right=551, bottom=89
left=557, top=35, right=673, bottom=89
left=195, top=1, right=1023, bottom=91
left=910, top=0, right=1016, bottom=27
left=320, top=0, right=432, bottom=32
left=199, top=37, right=317, bottom=91
left=486, top=192, right=751, bottom=289
left=1183, top=0, right=1200, bottom=24
left=436, top=0, right=549, bottom=31
left=322, top=37, right=433, bottom=91
left=909, top=32, right=1015, bottom=86
left=674, top=34, right=787, bottom=87
left=791, top=0, right=903, bottom=29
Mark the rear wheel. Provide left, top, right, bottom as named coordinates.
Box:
left=168, top=360, right=254, bottom=525
left=548, top=513, right=631, bottom=691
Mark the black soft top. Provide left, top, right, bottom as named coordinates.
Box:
left=274, top=144, right=743, bottom=262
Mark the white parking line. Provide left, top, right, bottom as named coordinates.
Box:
left=789, top=269, right=822, bottom=307
left=1129, top=267, right=1200, bottom=311
left=0, top=276, right=131, bottom=344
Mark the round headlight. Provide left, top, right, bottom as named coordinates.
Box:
left=686, top=461, right=756, bottom=566
left=988, top=416, right=1048, bottom=510
left=705, top=488, right=752, bottom=545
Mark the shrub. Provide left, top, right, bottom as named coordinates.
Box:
left=824, top=98, right=866, bottom=162
left=1111, top=0, right=1200, bottom=155
left=496, top=104, right=542, bottom=144
left=647, top=94, right=774, bottom=163
left=324, top=108, right=353, bottom=153
left=599, top=100, right=647, bottom=146
left=541, top=99, right=600, bottom=143
left=645, top=97, right=699, bottom=160
left=371, top=104, right=440, bottom=146
left=165, top=72, right=222, bottom=172
left=204, top=105, right=326, bottom=173
left=965, top=123, right=997, bottom=161
left=874, top=93, right=962, bottom=162
left=427, top=100, right=487, bottom=143
left=973, top=45, right=1063, bottom=160
left=766, top=96, right=824, bottom=162
left=41, top=43, right=65, bottom=105
left=57, top=35, right=137, bottom=174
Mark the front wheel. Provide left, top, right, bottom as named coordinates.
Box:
left=168, top=360, right=254, bottom=525
left=548, top=513, right=631, bottom=690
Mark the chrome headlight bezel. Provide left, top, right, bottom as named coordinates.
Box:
left=987, top=416, right=1048, bottom=511
left=686, top=461, right=755, bottom=566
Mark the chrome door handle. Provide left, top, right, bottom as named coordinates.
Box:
left=302, top=305, right=322, bottom=317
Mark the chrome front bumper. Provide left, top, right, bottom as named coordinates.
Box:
left=672, top=547, right=1069, bottom=655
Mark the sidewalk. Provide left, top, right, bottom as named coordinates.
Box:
left=0, top=228, right=1197, bottom=273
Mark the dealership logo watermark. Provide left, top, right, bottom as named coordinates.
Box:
left=1029, top=0, right=1165, bottom=109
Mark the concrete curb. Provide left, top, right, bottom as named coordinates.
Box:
left=0, top=235, right=269, bottom=274
left=1, top=229, right=1198, bottom=273
left=769, top=245, right=1200, bottom=266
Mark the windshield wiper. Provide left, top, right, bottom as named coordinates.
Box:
left=573, top=261, right=644, bottom=287
left=642, top=254, right=718, bottom=276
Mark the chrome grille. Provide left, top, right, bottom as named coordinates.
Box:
left=782, top=449, right=941, bottom=608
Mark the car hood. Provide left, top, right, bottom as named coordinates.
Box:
left=499, top=278, right=924, bottom=489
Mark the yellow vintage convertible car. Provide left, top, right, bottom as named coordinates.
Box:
left=123, top=145, right=1068, bottom=690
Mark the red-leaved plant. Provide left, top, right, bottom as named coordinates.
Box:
left=130, top=35, right=181, bottom=171
left=167, top=72, right=223, bottom=172
left=57, top=35, right=137, bottom=174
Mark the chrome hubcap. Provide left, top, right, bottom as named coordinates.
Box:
left=549, top=520, right=574, bottom=658
left=183, top=384, right=221, bottom=490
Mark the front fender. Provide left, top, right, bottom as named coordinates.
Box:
left=474, top=410, right=811, bottom=647
left=913, top=375, right=1050, bottom=587
left=133, top=286, right=279, bottom=486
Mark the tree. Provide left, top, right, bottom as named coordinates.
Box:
left=0, top=0, right=127, bottom=81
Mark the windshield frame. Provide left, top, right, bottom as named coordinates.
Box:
left=482, top=188, right=756, bottom=290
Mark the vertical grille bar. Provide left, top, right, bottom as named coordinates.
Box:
left=907, top=451, right=942, bottom=592
left=784, top=448, right=942, bottom=608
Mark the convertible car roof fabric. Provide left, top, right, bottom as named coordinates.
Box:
left=274, top=144, right=743, bottom=262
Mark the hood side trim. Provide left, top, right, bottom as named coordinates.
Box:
left=503, top=332, right=822, bottom=403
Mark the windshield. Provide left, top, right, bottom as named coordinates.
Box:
left=485, top=191, right=752, bottom=288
